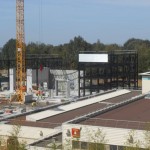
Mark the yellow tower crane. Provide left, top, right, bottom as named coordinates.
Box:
left=16, top=0, right=26, bottom=103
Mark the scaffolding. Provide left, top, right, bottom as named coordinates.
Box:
left=78, top=50, right=138, bottom=97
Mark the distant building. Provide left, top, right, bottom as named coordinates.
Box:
left=139, top=72, right=150, bottom=94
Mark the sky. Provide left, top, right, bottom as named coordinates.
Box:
left=0, top=0, right=150, bottom=47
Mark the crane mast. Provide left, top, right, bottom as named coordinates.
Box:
left=16, top=0, right=26, bottom=102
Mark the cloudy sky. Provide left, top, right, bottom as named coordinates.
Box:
left=0, top=0, right=150, bottom=47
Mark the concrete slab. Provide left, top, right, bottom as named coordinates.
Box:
left=26, top=89, right=130, bottom=122
left=58, top=89, right=130, bottom=111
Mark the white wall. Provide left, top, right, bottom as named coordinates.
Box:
left=9, top=68, right=16, bottom=92
left=142, top=76, right=150, bottom=94
left=27, top=69, right=32, bottom=92
left=79, top=54, right=108, bottom=63
left=0, top=124, right=59, bottom=145
left=62, top=124, right=146, bottom=149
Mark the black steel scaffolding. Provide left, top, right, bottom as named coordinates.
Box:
left=0, top=54, right=62, bottom=89
left=78, top=50, right=138, bottom=97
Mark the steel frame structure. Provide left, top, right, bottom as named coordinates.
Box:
left=0, top=55, right=62, bottom=69
left=0, top=56, right=62, bottom=89
left=78, top=50, right=138, bottom=97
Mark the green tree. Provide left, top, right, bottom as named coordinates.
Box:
left=7, top=125, right=26, bottom=150
left=105, top=43, right=122, bottom=51
left=88, top=128, right=107, bottom=150
left=92, top=39, right=105, bottom=52
left=124, top=38, right=150, bottom=72
left=2, top=39, right=16, bottom=60
left=26, top=42, right=37, bottom=54
left=67, top=36, right=92, bottom=68
left=124, top=130, right=141, bottom=150
left=3, top=36, right=150, bottom=72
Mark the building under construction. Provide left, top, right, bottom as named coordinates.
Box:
left=78, top=50, right=138, bottom=97
left=1, top=0, right=150, bottom=150
left=0, top=50, right=138, bottom=100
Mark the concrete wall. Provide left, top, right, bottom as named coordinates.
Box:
left=32, top=69, right=78, bottom=90
left=50, top=70, right=79, bottom=91
left=62, top=124, right=146, bottom=149
left=9, top=68, right=16, bottom=92
left=142, top=76, right=150, bottom=94
left=27, top=69, right=32, bottom=92
left=32, top=67, right=50, bottom=87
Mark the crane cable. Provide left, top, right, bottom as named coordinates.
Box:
left=39, top=0, right=43, bottom=45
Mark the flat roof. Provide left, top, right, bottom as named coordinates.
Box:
left=0, top=124, right=59, bottom=144
left=8, top=91, right=141, bottom=128
left=26, top=89, right=130, bottom=122
left=80, top=97, right=150, bottom=130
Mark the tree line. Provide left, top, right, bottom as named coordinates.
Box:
left=1, top=36, right=150, bottom=72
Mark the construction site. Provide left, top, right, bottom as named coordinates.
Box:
left=1, top=0, right=150, bottom=150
